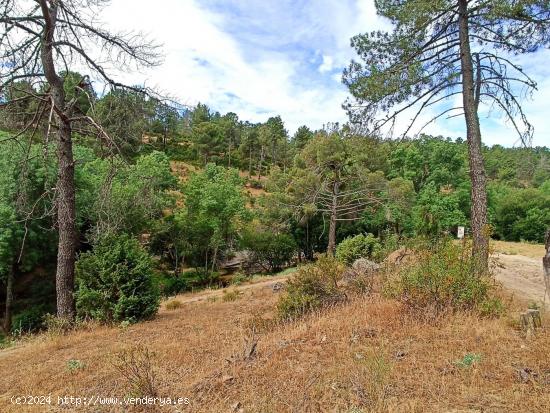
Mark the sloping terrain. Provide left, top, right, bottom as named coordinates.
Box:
left=1, top=245, right=549, bottom=413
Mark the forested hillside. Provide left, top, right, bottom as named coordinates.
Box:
left=1, top=92, right=549, bottom=335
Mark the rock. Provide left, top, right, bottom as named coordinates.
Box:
left=221, top=251, right=251, bottom=271
left=517, top=367, right=538, bottom=383
left=222, top=375, right=234, bottom=384
left=343, top=258, right=380, bottom=282
left=352, top=258, right=380, bottom=274
left=385, top=248, right=416, bottom=266
left=271, top=282, right=284, bottom=292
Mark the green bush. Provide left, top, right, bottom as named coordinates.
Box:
left=186, top=270, right=221, bottom=289
left=230, top=272, right=250, bottom=285
left=336, top=233, right=382, bottom=265
left=277, top=256, right=346, bottom=320
left=241, top=231, right=297, bottom=272
left=385, top=240, right=502, bottom=318
left=11, top=304, right=49, bottom=335
left=75, top=234, right=160, bottom=323
left=157, top=270, right=221, bottom=296
left=158, top=276, right=189, bottom=297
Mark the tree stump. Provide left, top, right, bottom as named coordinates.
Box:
left=520, top=309, right=542, bottom=335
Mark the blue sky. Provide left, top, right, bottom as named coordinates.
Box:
left=105, top=0, right=549, bottom=146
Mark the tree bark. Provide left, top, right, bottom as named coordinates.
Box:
left=257, top=146, right=264, bottom=180
left=55, top=120, right=77, bottom=319
left=458, top=0, right=489, bottom=273
left=40, top=0, right=76, bottom=320
left=3, top=262, right=14, bottom=334
left=327, top=179, right=340, bottom=256
left=248, top=146, right=253, bottom=177
left=228, top=135, right=232, bottom=168
left=544, top=229, right=550, bottom=299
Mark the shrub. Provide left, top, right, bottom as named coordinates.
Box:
left=165, top=299, right=182, bottom=310
left=0, top=333, right=10, bottom=349
left=75, top=234, right=160, bottom=323
left=241, top=231, right=297, bottom=272
left=11, top=304, right=49, bottom=335
left=277, top=256, right=346, bottom=320
left=336, top=233, right=382, bottom=265
left=158, top=275, right=189, bottom=297
left=385, top=240, right=502, bottom=318
left=158, top=270, right=221, bottom=296
left=189, top=270, right=221, bottom=288
left=66, top=359, right=85, bottom=372
left=111, top=344, right=158, bottom=397
left=222, top=289, right=241, bottom=302
left=231, top=272, right=250, bottom=285
left=378, top=232, right=400, bottom=261
left=43, top=314, right=73, bottom=336
left=454, top=353, right=482, bottom=368
left=248, top=179, right=263, bottom=189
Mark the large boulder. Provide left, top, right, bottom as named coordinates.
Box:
left=384, top=247, right=416, bottom=267
left=343, top=258, right=380, bottom=282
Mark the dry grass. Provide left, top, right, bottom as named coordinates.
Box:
left=169, top=161, right=196, bottom=182
left=222, top=289, right=241, bottom=302
left=492, top=240, right=545, bottom=259
left=164, top=299, right=182, bottom=311
left=1, top=280, right=549, bottom=412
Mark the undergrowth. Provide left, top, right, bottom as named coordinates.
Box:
left=384, top=239, right=504, bottom=319
left=277, top=256, right=347, bottom=320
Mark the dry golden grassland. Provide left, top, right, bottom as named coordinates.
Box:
left=491, top=240, right=545, bottom=259
left=1, top=278, right=549, bottom=413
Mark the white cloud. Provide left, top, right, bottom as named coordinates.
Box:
left=98, top=0, right=548, bottom=146
left=318, top=55, right=334, bottom=73
left=101, top=0, right=356, bottom=134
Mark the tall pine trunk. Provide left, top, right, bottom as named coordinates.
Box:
left=458, top=0, right=489, bottom=273
left=40, top=1, right=77, bottom=320
left=257, top=146, right=264, bottom=180
left=55, top=120, right=77, bottom=319
left=544, top=229, right=550, bottom=300
left=3, top=262, right=14, bottom=333
left=248, top=146, right=253, bottom=177
left=327, top=179, right=340, bottom=256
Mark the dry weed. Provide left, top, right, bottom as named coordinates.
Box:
left=110, top=343, right=158, bottom=397
left=164, top=299, right=182, bottom=310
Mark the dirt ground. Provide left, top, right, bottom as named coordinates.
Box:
left=495, top=254, right=548, bottom=303
left=165, top=272, right=293, bottom=306
left=490, top=240, right=547, bottom=303
left=171, top=245, right=550, bottom=307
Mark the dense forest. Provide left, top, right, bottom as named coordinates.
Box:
left=1, top=85, right=549, bottom=334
